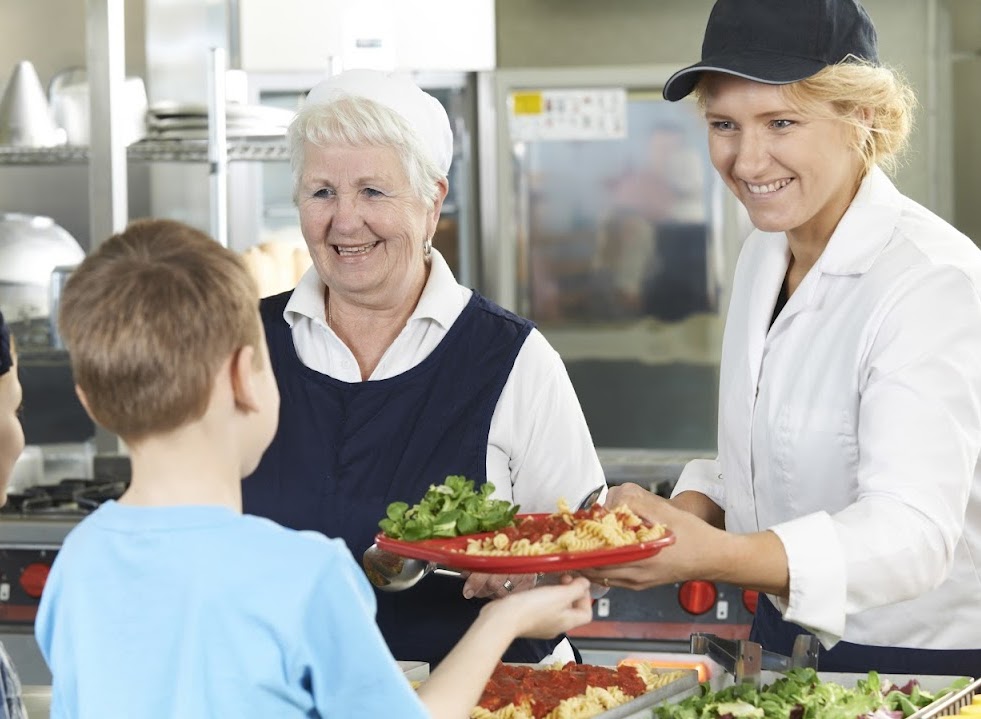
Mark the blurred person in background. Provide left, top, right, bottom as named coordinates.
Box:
left=0, top=308, right=28, bottom=719
left=584, top=0, right=981, bottom=674
left=596, top=122, right=710, bottom=321
left=242, top=69, right=606, bottom=667
left=0, top=309, right=25, bottom=505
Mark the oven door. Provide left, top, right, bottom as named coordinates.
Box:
left=1, top=533, right=64, bottom=687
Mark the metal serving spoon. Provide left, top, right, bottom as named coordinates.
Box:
left=363, top=544, right=464, bottom=592
left=362, top=485, right=606, bottom=592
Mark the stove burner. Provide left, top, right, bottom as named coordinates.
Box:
left=1, top=477, right=128, bottom=517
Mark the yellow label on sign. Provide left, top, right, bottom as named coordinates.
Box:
left=512, top=92, right=544, bottom=116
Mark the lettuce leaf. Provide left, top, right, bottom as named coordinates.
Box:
left=379, top=475, right=519, bottom=540
left=654, top=668, right=969, bottom=719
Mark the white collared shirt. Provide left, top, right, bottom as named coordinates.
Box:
left=282, top=249, right=607, bottom=514
left=675, top=167, right=981, bottom=650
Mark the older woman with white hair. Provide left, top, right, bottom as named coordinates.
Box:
left=242, top=69, right=606, bottom=666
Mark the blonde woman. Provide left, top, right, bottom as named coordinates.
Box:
left=584, top=0, right=981, bottom=674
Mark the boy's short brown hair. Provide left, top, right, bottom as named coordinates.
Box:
left=59, top=219, right=261, bottom=442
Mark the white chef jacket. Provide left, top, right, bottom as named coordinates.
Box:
left=674, top=167, right=981, bottom=650
left=282, top=248, right=607, bottom=514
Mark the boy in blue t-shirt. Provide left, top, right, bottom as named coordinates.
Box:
left=35, top=219, right=593, bottom=719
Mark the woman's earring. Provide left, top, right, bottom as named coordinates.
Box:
left=423, top=238, right=433, bottom=258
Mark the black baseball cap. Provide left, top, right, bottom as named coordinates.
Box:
left=662, top=0, right=879, bottom=102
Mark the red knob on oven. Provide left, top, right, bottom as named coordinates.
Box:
left=19, top=563, right=50, bottom=599
left=742, top=589, right=759, bottom=614
left=678, top=580, right=717, bottom=615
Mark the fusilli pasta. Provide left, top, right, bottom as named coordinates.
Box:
left=462, top=500, right=667, bottom=557
left=470, top=662, right=687, bottom=719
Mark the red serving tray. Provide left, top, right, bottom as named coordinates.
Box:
left=374, top=513, right=675, bottom=573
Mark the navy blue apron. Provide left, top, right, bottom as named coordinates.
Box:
left=243, top=290, right=563, bottom=666
left=752, top=593, right=981, bottom=675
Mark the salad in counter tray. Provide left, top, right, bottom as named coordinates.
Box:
left=654, top=668, right=972, bottom=719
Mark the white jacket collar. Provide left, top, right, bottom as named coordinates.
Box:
left=817, top=166, right=904, bottom=277
left=283, top=248, right=461, bottom=330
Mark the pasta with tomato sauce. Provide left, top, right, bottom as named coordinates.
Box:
left=462, top=501, right=667, bottom=557
left=469, top=662, right=686, bottom=719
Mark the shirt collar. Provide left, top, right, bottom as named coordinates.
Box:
left=282, top=248, right=461, bottom=330
left=410, top=249, right=462, bottom=330
left=817, top=166, right=904, bottom=277
left=283, top=264, right=328, bottom=328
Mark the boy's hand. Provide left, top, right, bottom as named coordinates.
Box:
left=463, top=571, right=537, bottom=599
left=484, top=576, right=593, bottom=639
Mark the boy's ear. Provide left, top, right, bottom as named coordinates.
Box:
left=230, top=345, right=260, bottom=413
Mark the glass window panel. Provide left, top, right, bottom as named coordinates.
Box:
left=514, top=92, right=723, bottom=451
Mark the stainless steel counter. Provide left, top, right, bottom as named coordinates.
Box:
left=20, top=685, right=50, bottom=719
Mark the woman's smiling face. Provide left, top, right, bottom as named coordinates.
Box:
left=703, top=74, right=865, bottom=245
left=296, top=142, right=443, bottom=308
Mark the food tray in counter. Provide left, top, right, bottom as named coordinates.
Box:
left=807, top=674, right=981, bottom=719
left=473, top=663, right=699, bottom=719
left=900, top=675, right=980, bottom=718
left=688, top=670, right=980, bottom=719
left=586, top=669, right=699, bottom=719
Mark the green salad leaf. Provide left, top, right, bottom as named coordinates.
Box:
left=378, top=475, right=519, bottom=540
left=654, top=668, right=970, bottom=719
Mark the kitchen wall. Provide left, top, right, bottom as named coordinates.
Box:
left=0, top=1, right=978, bottom=247
left=496, top=0, right=981, bottom=245
left=949, top=0, right=981, bottom=246
left=0, top=0, right=148, bottom=250
left=0, top=0, right=146, bottom=85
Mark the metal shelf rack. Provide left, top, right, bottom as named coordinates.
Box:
left=0, top=146, right=91, bottom=165
left=130, top=137, right=289, bottom=163
left=0, top=138, right=289, bottom=165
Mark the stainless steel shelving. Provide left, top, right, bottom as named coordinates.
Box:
left=0, top=145, right=91, bottom=164
left=0, top=137, right=289, bottom=165
left=131, top=137, right=288, bottom=162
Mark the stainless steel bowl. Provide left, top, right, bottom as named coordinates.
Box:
left=0, top=213, right=84, bottom=321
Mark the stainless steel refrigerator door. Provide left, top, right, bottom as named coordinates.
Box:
left=482, top=67, right=747, bottom=452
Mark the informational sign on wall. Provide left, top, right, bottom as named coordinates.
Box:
left=508, top=88, right=627, bottom=142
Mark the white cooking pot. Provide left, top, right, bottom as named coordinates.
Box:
left=0, top=213, right=85, bottom=321
left=48, top=71, right=147, bottom=146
